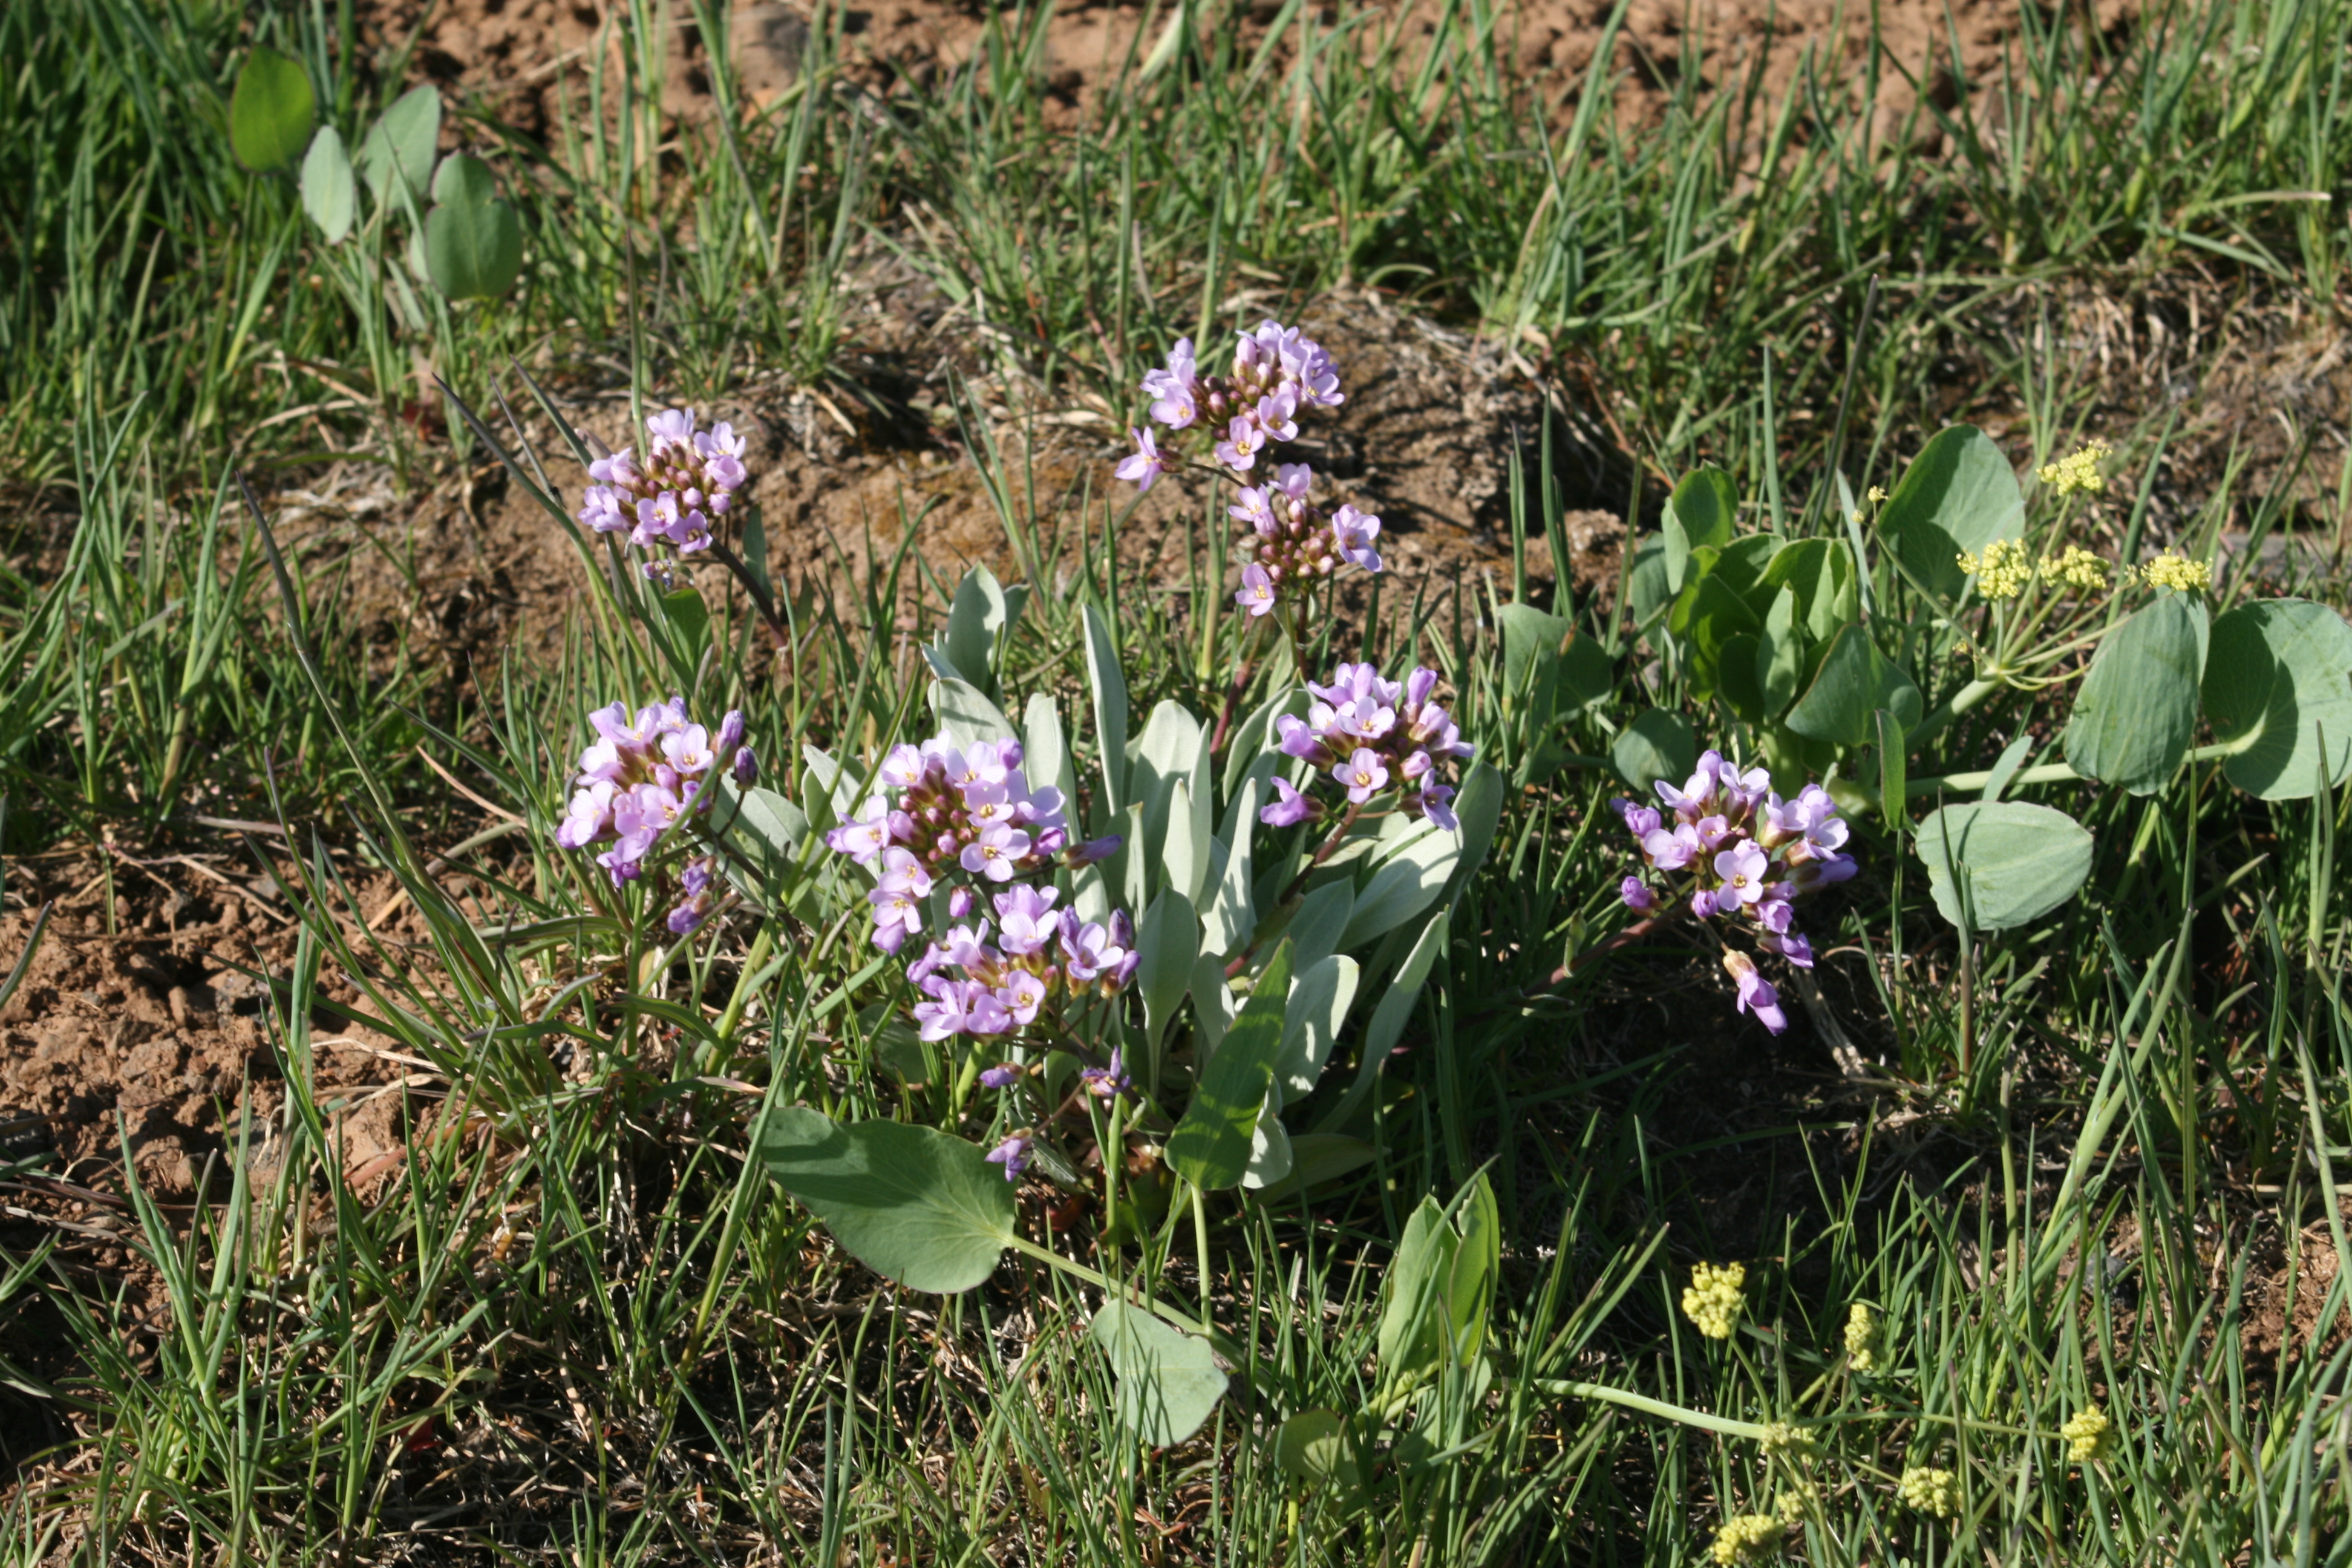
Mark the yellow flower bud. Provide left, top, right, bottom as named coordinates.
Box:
left=1681, top=1262, right=1746, bottom=1340
left=1843, top=1302, right=1880, bottom=1371
left=1956, top=537, right=2030, bottom=599
left=2138, top=552, right=2210, bottom=593
left=1896, top=1465, right=1959, bottom=1518
left=2060, top=1405, right=2115, bottom=1463
left=2037, top=440, right=2112, bottom=496
left=1710, top=1513, right=1784, bottom=1564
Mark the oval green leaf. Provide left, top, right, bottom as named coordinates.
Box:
left=1662, top=466, right=1736, bottom=592
left=1089, top=1302, right=1228, bottom=1446
left=1914, top=801, right=2094, bottom=932
left=1612, top=707, right=1696, bottom=792
left=759, top=1108, right=1017, bottom=1293
left=425, top=189, right=523, bottom=300
left=2200, top=598, right=2352, bottom=800
left=2062, top=592, right=2208, bottom=793
left=1877, top=426, right=2024, bottom=603
left=1784, top=623, right=1922, bottom=748
left=358, top=84, right=441, bottom=204
left=299, top=125, right=356, bottom=243
left=1168, top=941, right=1292, bottom=1191
left=230, top=47, right=316, bottom=174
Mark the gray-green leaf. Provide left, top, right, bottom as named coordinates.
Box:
left=2200, top=598, right=2352, bottom=800
left=1089, top=1301, right=1228, bottom=1446
left=2062, top=592, right=2207, bottom=793
left=1167, top=941, right=1293, bottom=1191
left=1915, top=801, right=2094, bottom=932
left=299, top=126, right=356, bottom=244
left=759, top=1108, right=1017, bottom=1293
left=358, top=84, right=441, bottom=205
left=1877, top=425, right=2025, bottom=603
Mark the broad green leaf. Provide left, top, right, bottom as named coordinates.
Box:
left=1083, top=604, right=1128, bottom=815
left=1284, top=879, right=1354, bottom=976
left=1559, top=631, right=1615, bottom=711
left=1674, top=577, right=1761, bottom=701
left=1221, top=686, right=1296, bottom=806
left=1444, top=1174, right=1501, bottom=1364
left=1717, top=632, right=1765, bottom=721
left=937, top=564, right=1011, bottom=696
left=1189, top=951, right=1236, bottom=1057
left=1981, top=733, right=2035, bottom=802
left=1377, top=1195, right=1461, bottom=1380
left=1877, top=425, right=2025, bottom=603
left=710, top=779, right=812, bottom=913
left=230, top=47, right=315, bottom=173
left=1915, top=801, right=2095, bottom=932
left=1785, top=623, right=1922, bottom=747
left=1023, top=693, right=1075, bottom=826
left=1243, top=1100, right=1293, bottom=1188
left=358, top=84, right=441, bottom=204
left=1168, top=942, right=1293, bottom=1191
left=1662, top=466, right=1736, bottom=591
left=1316, top=910, right=1446, bottom=1134
left=1627, top=536, right=1673, bottom=629
left=1163, top=781, right=1204, bottom=907
left=759, top=1108, right=1016, bottom=1293
left=930, top=676, right=1018, bottom=754
left=1756, top=586, right=1803, bottom=714
left=299, top=126, right=355, bottom=243
left=657, top=584, right=711, bottom=664
left=1089, top=1302, right=1227, bottom=1446
left=1613, top=708, right=1696, bottom=792
left=2201, top=598, right=2352, bottom=800
left=1439, top=760, right=1504, bottom=912
left=423, top=158, right=523, bottom=300
left=1498, top=602, right=1570, bottom=704
left=1203, top=783, right=1257, bottom=954
left=1135, top=889, right=1198, bottom=1056
left=1341, top=822, right=1460, bottom=947
left=2062, top=593, right=2209, bottom=793
left=1273, top=1409, right=1361, bottom=1488
left=1249, top=1134, right=1379, bottom=1200
left=1275, top=954, right=1359, bottom=1102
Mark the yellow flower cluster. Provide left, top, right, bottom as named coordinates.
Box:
left=1709, top=1513, right=1784, bottom=1565
left=2138, top=552, right=2212, bottom=593
left=2038, top=440, right=2112, bottom=496
left=2061, top=1405, right=2115, bottom=1463
left=1682, top=1262, right=1746, bottom=1340
left=1956, top=537, right=2031, bottom=599
left=1774, top=1482, right=1817, bottom=1528
left=2047, top=546, right=2111, bottom=591
left=1896, top=1465, right=1959, bottom=1518
left=1844, top=1303, right=1879, bottom=1371
left=1760, top=1422, right=1817, bottom=1459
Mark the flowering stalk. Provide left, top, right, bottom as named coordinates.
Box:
left=826, top=733, right=1143, bottom=1180
left=576, top=405, right=788, bottom=640
left=1114, top=322, right=1382, bottom=631
left=553, top=695, right=759, bottom=935
left=1612, top=750, right=1856, bottom=1035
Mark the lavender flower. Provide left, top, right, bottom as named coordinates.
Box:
left=1258, top=661, right=1475, bottom=833
left=555, top=696, right=744, bottom=890
left=577, top=407, right=751, bottom=566
left=1612, top=750, right=1851, bottom=1036
left=985, top=1133, right=1034, bottom=1181
left=1113, top=324, right=1381, bottom=619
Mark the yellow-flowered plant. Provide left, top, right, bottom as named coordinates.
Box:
left=1774, top=1481, right=1817, bottom=1529
left=1709, top=1513, right=1783, bottom=1565
left=1896, top=1465, right=1959, bottom=1517
left=1760, top=1421, right=1817, bottom=1458
left=1682, top=1261, right=1746, bottom=1339
left=2047, top=546, right=2111, bottom=591
left=2138, top=552, right=2212, bottom=593
left=1843, top=1302, right=1879, bottom=1371
left=2060, top=1405, right=2115, bottom=1463
left=2038, top=439, right=2111, bottom=496
left=1956, top=537, right=2031, bottom=599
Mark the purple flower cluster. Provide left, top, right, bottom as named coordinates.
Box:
left=554, top=696, right=757, bottom=931
left=1111, top=322, right=1381, bottom=619
left=904, top=889, right=1140, bottom=1042
left=1612, top=751, right=1857, bottom=1034
left=825, top=733, right=1138, bottom=1053
left=577, top=407, right=750, bottom=559
left=1261, top=662, right=1474, bottom=833
left=823, top=736, right=1116, bottom=950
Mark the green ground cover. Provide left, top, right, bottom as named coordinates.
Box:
left=2, top=1, right=2351, bottom=1562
